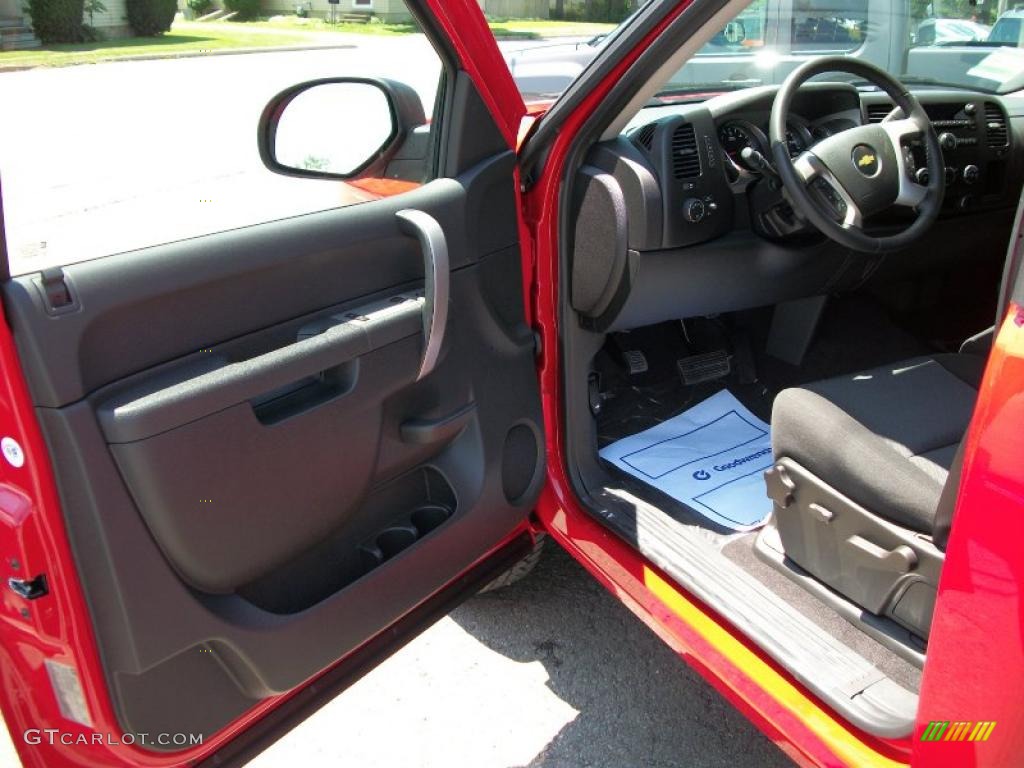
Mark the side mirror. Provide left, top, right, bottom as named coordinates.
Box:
left=257, top=77, right=427, bottom=181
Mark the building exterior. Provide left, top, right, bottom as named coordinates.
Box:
left=480, top=0, right=547, bottom=17
left=85, top=0, right=132, bottom=37
left=2, top=0, right=130, bottom=47
left=2, top=0, right=548, bottom=49
left=0, top=0, right=40, bottom=49
left=260, top=0, right=414, bottom=22
left=260, top=0, right=546, bottom=22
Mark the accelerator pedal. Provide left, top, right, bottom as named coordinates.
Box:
left=677, top=350, right=731, bottom=385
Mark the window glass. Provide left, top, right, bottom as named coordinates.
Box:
left=502, top=0, right=1024, bottom=108
left=703, top=0, right=769, bottom=54
left=501, top=2, right=653, bottom=103
left=791, top=0, right=868, bottom=52
left=653, top=1, right=1024, bottom=99
left=0, top=1, right=442, bottom=275
left=989, top=16, right=1022, bottom=45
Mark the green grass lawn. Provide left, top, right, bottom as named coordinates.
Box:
left=229, top=15, right=614, bottom=39
left=243, top=16, right=418, bottom=35
left=0, top=25, right=308, bottom=69
left=486, top=18, right=615, bottom=38
left=0, top=16, right=615, bottom=70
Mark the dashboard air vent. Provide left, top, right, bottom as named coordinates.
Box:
left=633, top=122, right=656, bottom=152
left=671, top=123, right=701, bottom=179
left=866, top=103, right=894, bottom=123
left=985, top=102, right=1008, bottom=148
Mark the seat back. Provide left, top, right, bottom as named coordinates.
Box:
left=931, top=440, right=963, bottom=552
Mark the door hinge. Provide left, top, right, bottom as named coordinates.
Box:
left=9, top=573, right=48, bottom=600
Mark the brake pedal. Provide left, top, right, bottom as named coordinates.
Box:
left=677, top=350, right=731, bottom=385
left=622, top=349, right=649, bottom=376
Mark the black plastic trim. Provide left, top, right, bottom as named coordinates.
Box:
left=193, top=533, right=534, bottom=768
left=0, top=174, right=9, bottom=282
left=257, top=77, right=421, bottom=182
left=8, top=70, right=545, bottom=742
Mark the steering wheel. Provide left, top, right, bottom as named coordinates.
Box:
left=770, top=56, right=945, bottom=253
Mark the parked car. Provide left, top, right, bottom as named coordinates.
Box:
left=915, top=17, right=990, bottom=45
left=2, top=0, right=1023, bottom=767
left=987, top=8, right=1024, bottom=46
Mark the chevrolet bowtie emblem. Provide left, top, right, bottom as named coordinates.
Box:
left=852, top=144, right=880, bottom=176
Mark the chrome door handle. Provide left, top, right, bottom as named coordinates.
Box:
left=396, top=209, right=449, bottom=381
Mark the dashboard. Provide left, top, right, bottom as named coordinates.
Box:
left=569, top=83, right=1024, bottom=331
left=717, top=112, right=860, bottom=172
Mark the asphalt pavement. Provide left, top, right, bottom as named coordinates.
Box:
left=0, top=538, right=792, bottom=768
left=243, top=545, right=792, bottom=768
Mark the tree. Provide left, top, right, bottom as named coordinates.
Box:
left=126, top=0, right=176, bottom=35
left=26, top=0, right=85, bottom=42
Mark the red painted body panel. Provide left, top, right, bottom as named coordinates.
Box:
left=913, top=304, right=1024, bottom=768
left=1, top=0, right=1022, bottom=765
left=417, top=0, right=524, bottom=148
left=534, top=490, right=910, bottom=768
left=515, top=2, right=1019, bottom=765
left=516, top=5, right=913, bottom=764
left=0, top=2, right=525, bottom=767
left=0, top=288, right=535, bottom=766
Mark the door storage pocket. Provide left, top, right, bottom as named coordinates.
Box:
left=237, top=467, right=456, bottom=615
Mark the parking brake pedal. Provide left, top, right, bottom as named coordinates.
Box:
left=677, top=350, right=731, bottom=385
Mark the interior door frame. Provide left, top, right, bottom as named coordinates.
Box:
left=519, top=0, right=929, bottom=764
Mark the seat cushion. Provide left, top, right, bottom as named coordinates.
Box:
left=771, top=354, right=983, bottom=533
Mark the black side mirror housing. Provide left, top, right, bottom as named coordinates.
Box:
left=257, top=77, right=427, bottom=181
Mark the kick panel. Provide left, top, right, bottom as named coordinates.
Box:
left=98, top=291, right=425, bottom=594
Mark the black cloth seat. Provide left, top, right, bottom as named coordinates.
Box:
left=771, top=353, right=985, bottom=535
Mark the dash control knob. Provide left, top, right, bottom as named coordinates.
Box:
left=915, top=167, right=930, bottom=185
left=683, top=197, right=706, bottom=223
left=939, top=132, right=958, bottom=151
left=962, top=164, right=980, bottom=185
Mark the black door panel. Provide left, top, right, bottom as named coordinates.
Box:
left=5, top=153, right=519, bottom=408
left=5, top=130, right=543, bottom=746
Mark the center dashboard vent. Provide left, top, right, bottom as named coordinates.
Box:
left=671, top=123, right=701, bottom=179
left=985, top=102, right=1008, bottom=148
left=867, top=103, right=895, bottom=123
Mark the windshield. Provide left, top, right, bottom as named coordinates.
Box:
left=657, top=0, right=1024, bottom=96
left=506, top=1, right=1024, bottom=104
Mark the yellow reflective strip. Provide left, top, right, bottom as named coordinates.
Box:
left=981, top=722, right=997, bottom=742
left=642, top=567, right=906, bottom=768
left=969, top=723, right=984, bottom=741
